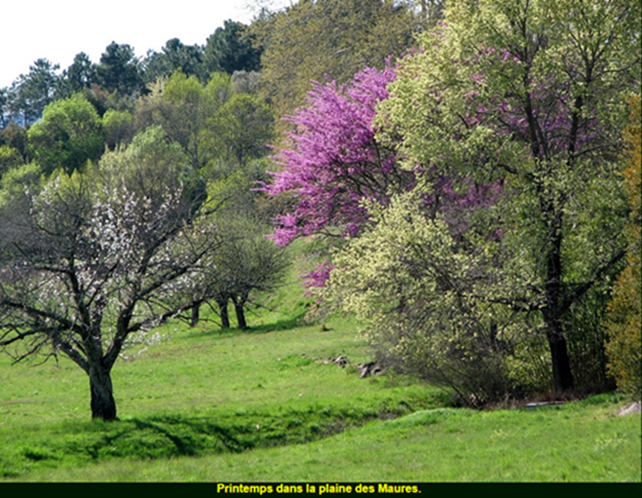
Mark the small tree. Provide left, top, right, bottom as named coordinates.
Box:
left=212, top=214, right=289, bottom=330
left=183, top=165, right=290, bottom=330
left=0, top=127, right=217, bottom=420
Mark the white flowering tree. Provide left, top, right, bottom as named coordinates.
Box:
left=0, top=127, right=219, bottom=420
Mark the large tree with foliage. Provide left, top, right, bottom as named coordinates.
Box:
left=146, top=70, right=214, bottom=170
left=96, top=42, right=145, bottom=98
left=136, top=70, right=272, bottom=175
left=60, top=52, right=98, bottom=97
left=0, top=127, right=217, bottom=420
left=143, top=38, right=205, bottom=84
left=8, top=59, right=61, bottom=127
left=206, top=92, right=274, bottom=169
left=327, top=0, right=639, bottom=397
left=203, top=20, right=262, bottom=75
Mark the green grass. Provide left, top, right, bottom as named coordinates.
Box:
left=4, top=395, right=640, bottom=482
left=0, top=266, right=640, bottom=482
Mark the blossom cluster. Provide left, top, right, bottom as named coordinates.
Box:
left=264, top=65, right=398, bottom=246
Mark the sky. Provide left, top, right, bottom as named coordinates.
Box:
left=0, top=0, right=290, bottom=88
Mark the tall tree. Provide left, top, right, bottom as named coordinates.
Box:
left=203, top=20, right=262, bottom=75
left=8, top=59, right=61, bottom=127
left=143, top=38, right=205, bottom=84
left=96, top=42, right=145, bottom=97
left=154, top=70, right=210, bottom=170
left=61, top=52, right=98, bottom=96
left=365, top=0, right=640, bottom=394
left=0, top=127, right=218, bottom=420
left=138, top=70, right=235, bottom=171
left=207, top=92, right=274, bottom=169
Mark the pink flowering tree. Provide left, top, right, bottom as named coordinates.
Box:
left=264, top=65, right=413, bottom=247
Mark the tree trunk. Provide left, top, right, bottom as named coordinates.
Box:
left=218, top=299, right=230, bottom=329
left=89, top=364, right=117, bottom=421
left=544, top=315, right=575, bottom=393
left=190, top=303, right=200, bottom=328
left=543, top=213, right=575, bottom=393
left=233, top=297, right=248, bottom=330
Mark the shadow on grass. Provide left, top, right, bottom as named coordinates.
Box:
left=248, top=310, right=310, bottom=334
left=9, top=398, right=429, bottom=474
left=181, top=308, right=310, bottom=340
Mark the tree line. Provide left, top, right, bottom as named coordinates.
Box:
left=0, top=19, right=261, bottom=129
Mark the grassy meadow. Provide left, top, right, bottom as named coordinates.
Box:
left=0, top=273, right=640, bottom=482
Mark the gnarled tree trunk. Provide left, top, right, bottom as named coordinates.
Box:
left=89, top=364, right=117, bottom=421
left=233, top=296, right=248, bottom=330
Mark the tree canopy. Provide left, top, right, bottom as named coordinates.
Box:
left=251, top=0, right=420, bottom=121
left=203, top=20, right=262, bottom=75
left=263, top=65, right=408, bottom=248
left=27, top=94, right=104, bottom=175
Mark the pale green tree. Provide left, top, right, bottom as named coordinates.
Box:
left=206, top=92, right=274, bottom=169
left=324, top=192, right=521, bottom=404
